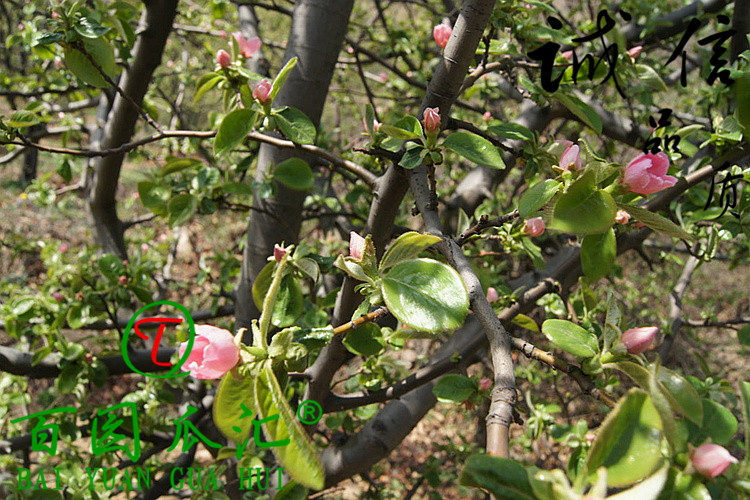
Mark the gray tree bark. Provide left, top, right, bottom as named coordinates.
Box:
left=234, top=0, right=355, bottom=329
left=87, top=0, right=178, bottom=257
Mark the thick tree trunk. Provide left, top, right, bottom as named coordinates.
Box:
left=234, top=0, right=355, bottom=329
left=87, top=0, right=178, bottom=257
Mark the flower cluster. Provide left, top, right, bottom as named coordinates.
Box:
left=215, top=32, right=261, bottom=69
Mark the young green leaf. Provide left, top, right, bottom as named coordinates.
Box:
left=273, top=107, right=316, bottom=144
left=63, top=37, right=116, bottom=88
left=270, top=57, right=298, bottom=101
left=381, top=258, right=469, bottom=332
left=581, top=228, right=616, bottom=281
left=343, top=323, right=385, bottom=356
left=550, top=171, right=616, bottom=234
left=541, top=319, right=599, bottom=357
left=379, top=231, right=441, bottom=271
left=167, top=193, right=197, bottom=227
left=273, top=158, right=314, bottom=190
left=616, top=203, right=695, bottom=241
left=214, top=372, right=255, bottom=442
left=443, top=132, right=505, bottom=169
left=519, top=180, right=561, bottom=218
left=254, top=366, right=324, bottom=490
left=214, top=108, right=257, bottom=156
left=553, top=91, right=603, bottom=134
left=433, top=374, right=477, bottom=402
left=459, top=455, right=536, bottom=500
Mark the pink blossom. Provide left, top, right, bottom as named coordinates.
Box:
left=140, top=243, right=149, bottom=252
left=561, top=50, right=574, bottom=61
left=478, top=377, right=493, bottom=391
left=615, top=209, right=631, bottom=224
left=273, top=245, right=287, bottom=261
left=379, top=71, right=388, bottom=83
left=691, top=444, right=738, bottom=478
left=585, top=432, right=596, bottom=442
left=51, top=12, right=59, bottom=20
left=623, top=152, right=677, bottom=195
left=422, top=107, right=441, bottom=133
left=363, top=117, right=380, bottom=134
left=557, top=144, right=582, bottom=171
left=57, top=112, right=65, bottom=119
left=523, top=217, right=545, bottom=237
left=483, top=111, right=492, bottom=122
left=52, top=292, right=63, bottom=303
left=118, top=276, right=128, bottom=285
left=433, top=24, right=452, bottom=48
left=627, top=46, right=643, bottom=59
left=58, top=244, right=68, bottom=252
left=218, top=30, right=228, bottom=39
left=253, top=79, right=272, bottom=104
left=216, top=49, right=231, bottom=69
left=232, top=32, right=261, bottom=59
left=54, top=59, right=63, bottom=69
left=486, top=287, right=499, bottom=303
left=349, top=231, right=366, bottom=260
left=621, top=326, right=657, bottom=354
left=179, top=325, right=240, bottom=379
left=347, top=46, right=354, bottom=54
left=167, top=60, right=175, bottom=69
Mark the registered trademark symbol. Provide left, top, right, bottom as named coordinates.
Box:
left=296, top=400, right=322, bottom=425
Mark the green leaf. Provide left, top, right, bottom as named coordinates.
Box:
left=32, top=32, right=63, bottom=46
left=734, top=71, right=750, bottom=133
left=56, top=363, right=80, bottom=394
left=66, top=304, right=87, bottom=329
left=137, top=181, right=170, bottom=215
left=550, top=171, right=616, bottom=234
left=379, top=231, right=441, bottom=271
left=214, top=372, right=255, bottom=442
left=274, top=481, right=309, bottom=500
left=161, top=157, right=202, bottom=176
left=616, top=203, right=694, bottom=241
left=222, top=182, right=254, bottom=195
left=167, top=193, right=197, bottom=227
left=740, top=381, right=750, bottom=452
left=634, top=64, right=668, bottom=91
left=553, top=91, right=602, bottom=134
left=519, top=180, right=560, bottom=218
left=656, top=367, right=703, bottom=426
left=7, top=110, right=40, bottom=128
left=511, top=314, right=539, bottom=332
left=57, top=159, right=72, bottom=182
left=381, top=258, right=469, bottom=332
left=607, top=465, right=669, bottom=500
left=273, top=158, right=314, bottom=190
left=270, top=57, right=298, bottom=101
left=459, top=455, right=536, bottom=500
left=581, top=228, right=616, bottom=281
left=74, top=17, right=111, bottom=38
left=584, top=389, right=663, bottom=487
left=488, top=123, right=535, bottom=142
left=688, top=399, right=737, bottom=445
left=23, top=491, right=63, bottom=500
left=398, top=143, right=426, bottom=169
left=343, top=323, right=385, bottom=356
left=214, top=108, right=257, bottom=156
left=443, top=132, right=505, bottom=169
left=380, top=115, right=423, bottom=139
left=98, top=254, right=124, bottom=281
left=252, top=262, right=304, bottom=328
left=433, top=374, right=477, bottom=402
left=738, top=325, right=750, bottom=346
left=194, top=74, right=225, bottom=103
left=254, top=366, right=324, bottom=490
left=63, top=37, right=116, bottom=88
left=541, top=319, right=598, bottom=357
left=273, top=107, right=316, bottom=144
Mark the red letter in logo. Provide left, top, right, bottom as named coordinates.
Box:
left=133, top=317, right=184, bottom=367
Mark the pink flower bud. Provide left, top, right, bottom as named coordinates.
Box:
left=478, top=378, right=492, bottom=391
left=621, top=326, right=657, bottom=354
left=76, top=292, right=84, bottom=300
left=379, top=71, right=388, bottom=83
left=615, top=209, right=631, bottom=224
left=51, top=12, right=60, bottom=20
left=57, top=112, right=65, bottom=119
left=141, top=243, right=149, bottom=252
left=622, top=152, right=677, bottom=195
left=52, top=292, right=63, bottom=303
left=585, top=432, right=596, bottom=442
left=433, top=24, right=452, bottom=48
left=523, top=217, right=545, bottom=237
left=561, top=50, right=574, bottom=61
left=54, top=59, right=63, bottom=69
left=167, top=60, right=175, bottom=69
left=691, top=444, right=738, bottom=478
left=218, top=30, right=227, bottom=39
left=232, top=32, right=261, bottom=59
left=179, top=325, right=240, bottom=379
left=483, top=111, right=492, bottom=122
left=634, top=221, right=646, bottom=228
left=349, top=231, right=366, bottom=260
left=557, top=144, right=582, bottom=171
left=347, top=46, right=354, bottom=54
left=58, top=244, right=68, bottom=252
left=118, top=275, right=128, bottom=285
left=422, top=107, right=441, bottom=134
left=486, top=287, right=499, bottom=303
left=273, top=245, right=287, bottom=261
left=253, top=79, right=272, bottom=104
left=627, top=45, right=643, bottom=59
left=216, top=49, right=231, bottom=68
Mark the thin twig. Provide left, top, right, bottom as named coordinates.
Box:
left=455, top=209, right=520, bottom=246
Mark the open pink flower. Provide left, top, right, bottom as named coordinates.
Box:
left=253, top=79, right=272, bottom=104
left=216, top=49, right=231, bottom=68
left=349, top=231, right=366, bottom=260
left=691, top=444, right=738, bottom=478
left=627, top=45, right=643, bottom=59
left=273, top=245, right=287, bottom=261
left=622, top=152, right=677, bottom=195
left=615, top=209, right=631, bottom=224
left=523, top=217, right=545, bottom=237
left=621, top=326, right=657, bottom=354
left=422, top=107, right=441, bottom=133
left=232, top=32, right=261, bottom=59
left=179, top=325, right=239, bottom=379
left=433, top=24, right=452, bottom=48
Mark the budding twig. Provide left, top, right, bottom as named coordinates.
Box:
left=455, top=209, right=520, bottom=246
left=332, top=306, right=389, bottom=336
